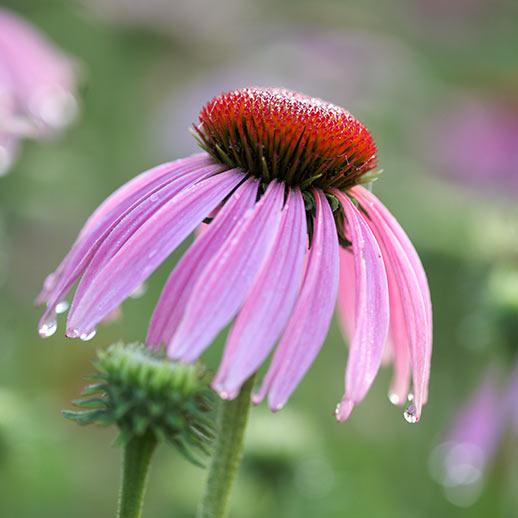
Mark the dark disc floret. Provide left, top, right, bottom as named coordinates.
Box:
left=194, top=87, right=378, bottom=191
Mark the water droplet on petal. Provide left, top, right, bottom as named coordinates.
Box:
left=403, top=402, right=418, bottom=424
left=55, top=300, right=69, bottom=314
left=39, top=319, right=57, bottom=338
left=388, top=392, right=401, bottom=405
left=79, top=329, right=96, bottom=341
left=272, top=403, right=284, bottom=412
left=130, top=283, right=147, bottom=299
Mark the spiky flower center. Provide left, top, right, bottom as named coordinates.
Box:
left=195, top=87, right=378, bottom=191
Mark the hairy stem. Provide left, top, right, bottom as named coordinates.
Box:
left=197, top=375, right=255, bottom=518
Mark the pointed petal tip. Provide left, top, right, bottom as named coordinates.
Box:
left=251, top=392, right=263, bottom=406
left=388, top=391, right=404, bottom=406
left=270, top=402, right=284, bottom=413
left=65, top=327, right=79, bottom=339
left=144, top=340, right=162, bottom=352
left=165, top=345, right=194, bottom=364
left=210, top=379, right=238, bottom=401
left=335, top=397, right=354, bottom=423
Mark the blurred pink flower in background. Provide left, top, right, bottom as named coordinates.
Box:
left=0, top=8, right=78, bottom=176
left=37, top=87, right=432, bottom=423
left=430, top=362, right=518, bottom=506
left=425, top=97, right=518, bottom=198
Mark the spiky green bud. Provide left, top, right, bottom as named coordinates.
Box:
left=63, top=343, right=214, bottom=465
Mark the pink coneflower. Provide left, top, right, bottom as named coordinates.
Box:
left=0, top=8, right=78, bottom=175
left=38, top=87, right=432, bottom=422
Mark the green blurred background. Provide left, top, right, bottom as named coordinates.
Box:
left=0, top=0, right=517, bottom=516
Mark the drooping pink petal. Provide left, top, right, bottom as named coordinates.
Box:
left=254, top=189, right=339, bottom=410
left=146, top=177, right=260, bottom=348
left=212, top=188, right=307, bottom=398
left=79, top=154, right=212, bottom=239
left=169, top=181, right=285, bottom=363
left=38, top=161, right=220, bottom=335
left=68, top=167, right=219, bottom=320
left=65, top=169, right=244, bottom=336
left=37, top=154, right=213, bottom=305
left=334, top=191, right=389, bottom=422
left=385, top=268, right=412, bottom=406
left=352, top=185, right=432, bottom=418
left=337, top=247, right=356, bottom=341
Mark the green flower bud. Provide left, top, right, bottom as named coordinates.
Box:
left=63, top=342, right=214, bottom=465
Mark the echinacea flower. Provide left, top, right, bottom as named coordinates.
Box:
left=38, top=87, right=432, bottom=422
left=0, top=7, right=78, bottom=175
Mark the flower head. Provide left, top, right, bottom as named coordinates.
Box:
left=195, top=87, right=377, bottom=190
left=0, top=8, right=78, bottom=175
left=38, top=87, right=432, bottom=422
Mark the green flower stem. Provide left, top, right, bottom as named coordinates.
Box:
left=117, top=432, right=158, bottom=518
left=197, top=375, right=256, bottom=518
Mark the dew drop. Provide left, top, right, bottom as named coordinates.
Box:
left=388, top=392, right=401, bottom=405
left=130, top=283, right=147, bottom=299
left=39, top=319, right=57, bottom=338
left=403, top=402, right=418, bottom=424
left=79, top=329, right=97, bottom=342
left=55, top=300, right=69, bottom=314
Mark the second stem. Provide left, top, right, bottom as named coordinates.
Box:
left=197, top=374, right=255, bottom=518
